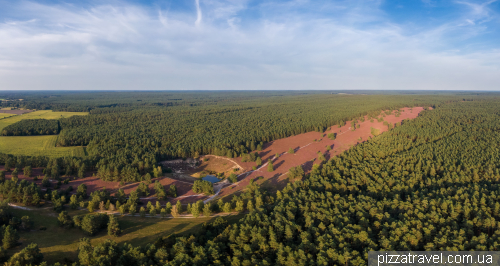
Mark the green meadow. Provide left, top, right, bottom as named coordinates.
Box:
left=9, top=207, right=243, bottom=264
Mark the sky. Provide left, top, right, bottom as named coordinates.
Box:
left=0, top=0, right=499, bottom=91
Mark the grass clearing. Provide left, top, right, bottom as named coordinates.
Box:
left=9, top=207, right=243, bottom=264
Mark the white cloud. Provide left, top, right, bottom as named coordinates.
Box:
left=0, top=0, right=499, bottom=90
left=195, top=0, right=203, bottom=26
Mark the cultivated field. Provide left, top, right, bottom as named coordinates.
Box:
left=0, top=135, right=86, bottom=157
left=0, top=110, right=88, bottom=157
left=0, top=110, right=88, bottom=131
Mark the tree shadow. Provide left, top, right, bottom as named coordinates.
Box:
left=257, top=150, right=271, bottom=159
left=301, top=160, right=315, bottom=173
left=262, top=142, right=273, bottom=150
left=260, top=173, right=289, bottom=193
left=273, top=160, right=285, bottom=171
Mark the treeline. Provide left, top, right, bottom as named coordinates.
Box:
left=60, top=99, right=500, bottom=265
left=0, top=154, right=94, bottom=180
left=1, top=119, right=59, bottom=136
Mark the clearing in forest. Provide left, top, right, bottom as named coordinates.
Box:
left=8, top=207, right=244, bottom=264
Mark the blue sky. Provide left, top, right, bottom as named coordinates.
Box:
left=0, top=0, right=499, bottom=90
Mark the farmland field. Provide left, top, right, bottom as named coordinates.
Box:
left=0, top=135, right=86, bottom=157
left=0, top=110, right=88, bottom=157
left=0, top=110, right=88, bottom=131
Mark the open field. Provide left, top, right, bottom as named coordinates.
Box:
left=0, top=110, right=88, bottom=157
left=8, top=207, right=244, bottom=264
left=0, top=110, right=88, bottom=131
left=0, top=135, right=86, bottom=157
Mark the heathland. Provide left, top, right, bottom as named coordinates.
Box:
left=0, top=91, right=499, bottom=265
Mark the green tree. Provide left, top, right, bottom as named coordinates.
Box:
left=228, top=173, right=238, bottom=183
left=176, top=200, right=182, bottom=214
left=58, top=211, right=73, bottom=228
left=167, top=184, right=177, bottom=198
left=2, top=225, right=19, bottom=249
left=288, top=165, right=305, bottom=179
left=203, top=203, right=213, bottom=217
left=107, top=215, right=121, bottom=237
left=76, top=184, right=87, bottom=198
left=165, top=202, right=172, bottom=214
left=5, top=243, right=43, bottom=266
left=267, top=160, right=274, bottom=172
left=69, top=195, right=79, bottom=209
left=80, top=215, right=99, bottom=236
left=23, top=166, right=32, bottom=178
left=255, top=156, right=262, bottom=167
left=128, top=204, right=137, bottom=216
left=223, top=202, right=232, bottom=213
left=288, top=147, right=295, bottom=154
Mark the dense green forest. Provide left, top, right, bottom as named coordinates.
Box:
left=44, top=99, right=500, bottom=266
left=1, top=119, right=59, bottom=136
left=0, top=91, right=476, bottom=182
